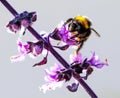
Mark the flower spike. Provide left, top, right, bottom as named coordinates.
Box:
left=0, top=1, right=109, bottom=97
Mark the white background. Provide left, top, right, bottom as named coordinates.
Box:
left=0, top=0, right=120, bottom=98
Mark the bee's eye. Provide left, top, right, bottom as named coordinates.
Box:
left=75, top=23, right=81, bottom=30
left=72, top=23, right=78, bottom=29
left=68, top=22, right=78, bottom=32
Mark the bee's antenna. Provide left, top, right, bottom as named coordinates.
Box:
left=90, top=28, right=101, bottom=37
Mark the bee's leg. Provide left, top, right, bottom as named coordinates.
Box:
left=75, top=41, right=84, bottom=54
left=70, top=33, right=79, bottom=39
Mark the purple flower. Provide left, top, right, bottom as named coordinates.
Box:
left=88, top=52, right=108, bottom=68
left=6, top=11, right=36, bottom=34
left=10, top=39, right=30, bottom=62
left=40, top=52, right=108, bottom=93
left=40, top=62, right=81, bottom=93
left=50, top=22, right=77, bottom=45
left=70, top=52, right=108, bottom=80
left=10, top=39, right=48, bottom=66
left=44, top=64, right=62, bottom=82
left=17, top=39, right=30, bottom=54
left=70, top=52, right=108, bottom=69
left=27, top=41, right=44, bottom=57
left=39, top=64, right=64, bottom=93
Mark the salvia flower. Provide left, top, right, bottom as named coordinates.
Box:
left=40, top=63, right=79, bottom=92
left=10, top=39, right=30, bottom=62
left=6, top=11, right=37, bottom=34
left=40, top=63, right=79, bottom=93
left=71, top=52, right=108, bottom=68
left=70, top=52, right=108, bottom=79
left=10, top=38, right=48, bottom=66
left=49, top=23, right=77, bottom=47
left=39, top=64, right=64, bottom=93
left=44, top=64, right=62, bottom=82
left=40, top=52, right=108, bottom=93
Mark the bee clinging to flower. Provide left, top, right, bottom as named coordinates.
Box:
left=64, top=15, right=101, bottom=54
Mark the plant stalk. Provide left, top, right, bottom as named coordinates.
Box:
left=0, top=0, right=98, bottom=97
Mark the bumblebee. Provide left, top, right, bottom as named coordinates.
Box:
left=64, top=16, right=100, bottom=54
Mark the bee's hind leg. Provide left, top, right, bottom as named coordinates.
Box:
left=75, top=41, right=84, bottom=54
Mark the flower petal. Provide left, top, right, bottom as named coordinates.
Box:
left=10, top=54, right=25, bottom=62
left=70, top=53, right=83, bottom=63
left=39, top=81, right=64, bottom=93
left=33, top=57, right=47, bottom=67
left=17, top=39, right=30, bottom=54
left=67, top=83, right=79, bottom=92
left=44, top=64, right=62, bottom=82
left=88, top=52, right=109, bottom=68
left=53, top=44, right=69, bottom=50
left=44, top=69, right=57, bottom=82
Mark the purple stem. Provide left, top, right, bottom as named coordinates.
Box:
left=0, top=0, right=70, bottom=69
left=73, top=72, right=98, bottom=98
left=0, top=0, right=98, bottom=98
